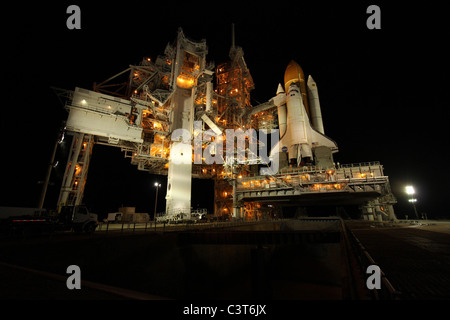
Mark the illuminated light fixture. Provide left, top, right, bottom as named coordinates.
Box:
left=177, top=74, right=195, bottom=89
left=405, top=185, right=419, bottom=219
left=405, top=186, right=415, bottom=195
left=81, top=99, right=86, bottom=104
left=58, top=133, right=65, bottom=144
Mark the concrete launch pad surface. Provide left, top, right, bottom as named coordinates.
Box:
left=346, top=220, right=450, bottom=299
left=2, top=219, right=447, bottom=300
left=0, top=219, right=347, bottom=300
left=0, top=262, right=129, bottom=299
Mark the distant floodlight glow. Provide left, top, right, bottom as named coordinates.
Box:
left=408, top=198, right=417, bottom=203
left=154, top=182, right=159, bottom=187
left=405, top=186, right=415, bottom=195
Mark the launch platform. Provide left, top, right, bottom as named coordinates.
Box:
left=52, top=27, right=396, bottom=222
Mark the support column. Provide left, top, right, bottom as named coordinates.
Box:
left=165, top=88, right=194, bottom=218
left=205, top=80, right=213, bottom=112
left=57, top=133, right=94, bottom=210
left=232, top=178, right=239, bottom=219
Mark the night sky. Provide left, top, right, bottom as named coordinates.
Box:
left=2, top=2, right=449, bottom=219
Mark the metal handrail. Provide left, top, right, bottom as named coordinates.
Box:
left=340, top=161, right=381, bottom=168
left=344, top=224, right=402, bottom=300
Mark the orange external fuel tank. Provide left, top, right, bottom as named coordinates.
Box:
left=284, top=60, right=310, bottom=117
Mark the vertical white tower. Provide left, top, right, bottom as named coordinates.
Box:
left=165, top=88, right=195, bottom=216
left=164, top=29, right=210, bottom=218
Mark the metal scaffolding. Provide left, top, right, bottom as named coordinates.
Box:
left=53, top=27, right=397, bottom=222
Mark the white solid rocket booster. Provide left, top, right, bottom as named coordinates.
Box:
left=275, top=83, right=287, bottom=139
left=307, top=75, right=325, bottom=135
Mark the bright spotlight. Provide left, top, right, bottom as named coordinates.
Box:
left=405, top=186, right=415, bottom=195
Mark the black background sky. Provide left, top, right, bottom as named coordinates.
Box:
left=2, top=1, right=449, bottom=219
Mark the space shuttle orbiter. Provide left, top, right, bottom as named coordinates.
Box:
left=270, top=60, right=338, bottom=169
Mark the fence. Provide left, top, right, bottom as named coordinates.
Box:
left=343, top=223, right=402, bottom=300
left=96, top=217, right=259, bottom=234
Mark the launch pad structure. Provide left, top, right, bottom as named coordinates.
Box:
left=53, top=28, right=397, bottom=222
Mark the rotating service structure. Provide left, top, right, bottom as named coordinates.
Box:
left=54, top=28, right=396, bottom=222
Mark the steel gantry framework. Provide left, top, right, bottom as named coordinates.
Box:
left=53, top=27, right=397, bottom=222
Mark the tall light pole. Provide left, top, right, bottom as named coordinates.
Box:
left=154, top=182, right=161, bottom=221
left=405, top=186, right=419, bottom=219
left=38, top=123, right=65, bottom=209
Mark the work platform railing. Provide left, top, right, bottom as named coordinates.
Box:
left=339, top=161, right=381, bottom=168
left=155, top=208, right=208, bottom=223
left=343, top=222, right=402, bottom=300
left=236, top=161, right=389, bottom=196
left=96, top=216, right=262, bottom=233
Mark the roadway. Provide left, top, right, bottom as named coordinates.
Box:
left=0, top=261, right=165, bottom=300
left=345, top=220, right=450, bottom=299
left=0, top=219, right=344, bottom=300
left=1, top=219, right=449, bottom=300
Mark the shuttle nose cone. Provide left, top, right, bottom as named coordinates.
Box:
left=276, top=83, right=285, bottom=95
left=307, top=75, right=316, bottom=87
left=284, top=60, right=305, bottom=91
